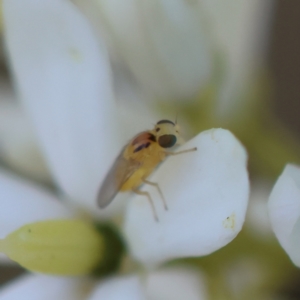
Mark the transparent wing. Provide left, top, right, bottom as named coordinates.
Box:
left=97, top=146, right=141, bottom=208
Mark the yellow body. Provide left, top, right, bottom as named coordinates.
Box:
left=97, top=120, right=182, bottom=209
left=120, top=140, right=166, bottom=191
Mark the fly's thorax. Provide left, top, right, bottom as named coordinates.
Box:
left=122, top=131, right=156, bottom=160
left=120, top=141, right=163, bottom=191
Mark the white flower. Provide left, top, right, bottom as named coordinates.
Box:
left=72, top=0, right=273, bottom=117
left=0, top=98, right=50, bottom=183
left=0, top=266, right=207, bottom=300
left=1, top=0, right=250, bottom=297
left=125, top=129, right=249, bottom=266
left=246, top=182, right=273, bottom=240
left=268, top=164, right=300, bottom=267
left=89, top=266, right=208, bottom=300
left=73, top=0, right=213, bottom=101
left=200, top=0, right=273, bottom=117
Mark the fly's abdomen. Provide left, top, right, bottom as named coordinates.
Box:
left=120, top=168, right=147, bottom=191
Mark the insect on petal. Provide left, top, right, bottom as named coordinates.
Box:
left=124, top=129, right=249, bottom=267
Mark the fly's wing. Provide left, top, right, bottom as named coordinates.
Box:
left=97, top=147, right=141, bottom=208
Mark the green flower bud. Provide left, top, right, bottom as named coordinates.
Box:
left=0, top=219, right=104, bottom=276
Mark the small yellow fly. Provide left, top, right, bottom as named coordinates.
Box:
left=97, top=119, right=197, bottom=221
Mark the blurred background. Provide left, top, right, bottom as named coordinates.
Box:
left=270, top=1, right=300, bottom=136
left=1, top=1, right=300, bottom=299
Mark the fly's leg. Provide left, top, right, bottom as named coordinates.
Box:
left=133, top=189, right=159, bottom=222
left=165, top=147, right=197, bottom=156
left=142, top=178, right=168, bottom=211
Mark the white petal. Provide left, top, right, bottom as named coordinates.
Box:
left=201, top=0, right=274, bottom=117
left=0, top=97, right=50, bottom=183
left=0, top=169, right=73, bottom=238
left=88, top=276, right=146, bottom=300
left=124, top=129, right=249, bottom=266
left=246, top=182, right=273, bottom=239
left=146, top=266, right=208, bottom=300
left=75, top=0, right=212, bottom=100
left=0, top=274, right=89, bottom=300
left=3, top=0, right=121, bottom=213
left=289, top=218, right=300, bottom=266
left=268, top=164, right=300, bottom=267
left=88, top=267, right=207, bottom=300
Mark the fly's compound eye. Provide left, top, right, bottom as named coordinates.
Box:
left=158, top=134, right=177, bottom=148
